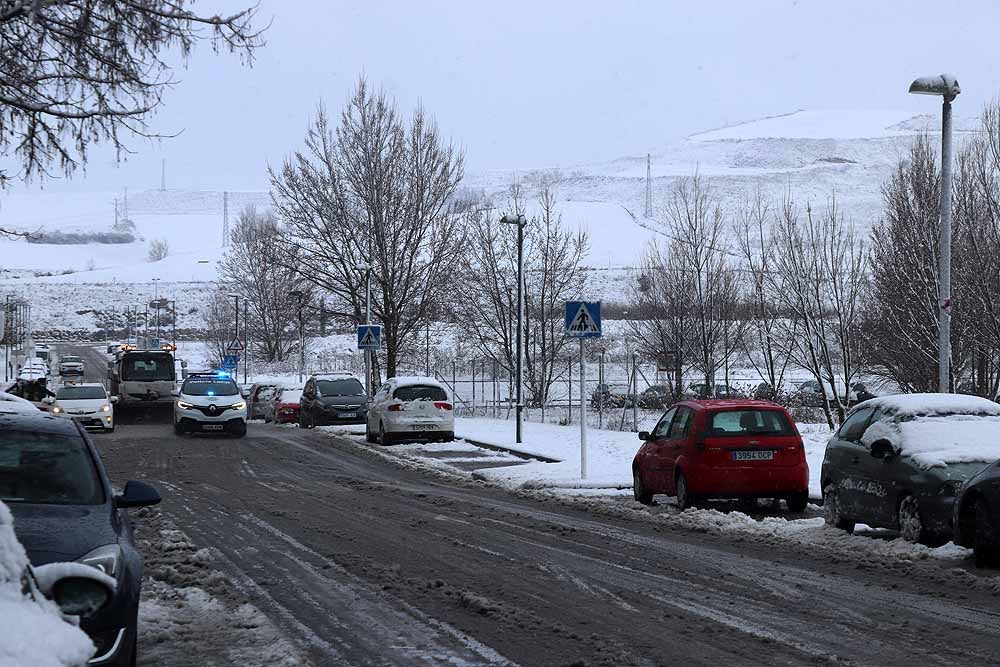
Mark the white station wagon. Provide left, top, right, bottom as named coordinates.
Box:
left=365, top=376, right=454, bottom=444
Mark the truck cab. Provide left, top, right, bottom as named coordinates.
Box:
left=108, top=347, right=177, bottom=404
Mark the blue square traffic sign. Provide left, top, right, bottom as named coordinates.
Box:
left=357, top=325, right=382, bottom=350
left=565, top=301, right=601, bottom=338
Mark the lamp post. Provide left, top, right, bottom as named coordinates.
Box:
left=227, top=293, right=240, bottom=374
left=500, top=212, right=527, bottom=443
left=909, top=73, right=960, bottom=393
left=151, top=278, right=161, bottom=340
left=355, top=264, right=373, bottom=396
left=289, top=290, right=305, bottom=382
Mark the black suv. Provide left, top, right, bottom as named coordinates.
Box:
left=299, top=373, right=368, bottom=428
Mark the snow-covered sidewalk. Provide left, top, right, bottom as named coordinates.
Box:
left=455, top=416, right=832, bottom=498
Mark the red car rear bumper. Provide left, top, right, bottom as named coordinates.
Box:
left=687, top=462, right=808, bottom=496
left=275, top=408, right=299, bottom=424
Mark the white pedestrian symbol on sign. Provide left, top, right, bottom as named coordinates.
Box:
left=359, top=329, right=378, bottom=347
left=568, top=302, right=599, bottom=334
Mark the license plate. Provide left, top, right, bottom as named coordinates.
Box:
left=339, top=412, right=356, bottom=419
left=412, top=425, right=435, bottom=431
left=202, top=424, right=224, bottom=431
left=732, top=450, right=773, bottom=461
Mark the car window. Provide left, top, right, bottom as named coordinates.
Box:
left=55, top=386, right=106, bottom=400
left=182, top=378, right=240, bottom=397
left=708, top=409, right=794, bottom=437
left=651, top=408, right=677, bottom=439
left=0, top=430, right=104, bottom=505
left=837, top=407, right=874, bottom=442
left=393, top=385, right=447, bottom=402
left=669, top=407, right=693, bottom=438
left=318, top=378, right=365, bottom=397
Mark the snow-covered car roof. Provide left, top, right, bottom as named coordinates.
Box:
left=0, top=392, right=41, bottom=414
left=387, top=375, right=444, bottom=388
left=861, top=393, right=1000, bottom=417
left=0, top=502, right=96, bottom=666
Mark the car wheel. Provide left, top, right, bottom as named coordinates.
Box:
left=974, top=498, right=1000, bottom=568
left=365, top=422, right=376, bottom=443
left=675, top=472, right=698, bottom=510
left=233, top=422, right=247, bottom=438
left=379, top=421, right=392, bottom=445
left=298, top=412, right=306, bottom=429
left=633, top=467, right=653, bottom=505
left=787, top=492, right=808, bottom=513
left=173, top=420, right=184, bottom=436
left=823, top=484, right=854, bottom=533
left=898, top=495, right=928, bottom=544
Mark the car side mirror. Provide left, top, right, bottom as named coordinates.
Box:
left=114, top=480, right=162, bottom=509
left=32, top=562, right=115, bottom=618
left=638, top=431, right=650, bottom=441
left=109, top=396, right=119, bottom=404
left=170, top=389, right=179, bottom=397
left=870, top=440, right=895, bottom=460
left=42, top=396, right=55, bottom=405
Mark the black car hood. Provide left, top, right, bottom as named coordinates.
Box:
left=7, top=502, right=117, bottom=565
left=319, top=396, right=367, bottom=407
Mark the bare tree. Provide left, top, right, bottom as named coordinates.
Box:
left=735, top=190, right=789, bottom=396
left=201, top=291, right=236, bottom=368
left=0, top=1, right=264, bottom=187
left=219, top=205, right=309, bottom=362
left=271, top=79, right=465, bottom=377
left=147, top=238, right=169, bottom=262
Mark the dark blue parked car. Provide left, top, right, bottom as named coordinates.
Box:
left=954, top=460, right=1000, bottom=568
left=0, top=411, right=160, bottom=666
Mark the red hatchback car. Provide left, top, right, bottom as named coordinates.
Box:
left=632, top=399, right=809, bottom=512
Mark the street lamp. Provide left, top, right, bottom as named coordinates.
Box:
left=289, top=290, right=305, bottom=382
left=355, top=263, right=373, bottom=396
left=151, top=278, right=161, bottom=340
left=227, top=293, right=240, bottom=371
left=500, top=212, right=527, bottom=443
left=909, top=73, right=960, bottom=393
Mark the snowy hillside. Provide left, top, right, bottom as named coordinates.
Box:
left=0, top=108, right=974, bottom=316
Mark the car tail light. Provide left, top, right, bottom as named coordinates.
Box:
left=387, top=404, right=403, bottom=412
left=434, top=402, right=452, bottom=411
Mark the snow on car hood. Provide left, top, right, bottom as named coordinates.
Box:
left=863, top=415, right=1000, bottom=469
left=0, top=501, right=96, bottom=666
left=862, top=393, right=1000, bottom=418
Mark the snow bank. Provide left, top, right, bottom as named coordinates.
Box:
left=0, top=502, right=96, bottom=667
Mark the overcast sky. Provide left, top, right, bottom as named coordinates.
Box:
left=14, top=0, right=1000, bottom=194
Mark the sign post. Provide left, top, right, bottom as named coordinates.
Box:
left=565, top=301, right=601, bottom=479
left=356, top=325, right=382, bottom=397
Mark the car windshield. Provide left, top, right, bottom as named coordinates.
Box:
left=709, top=409, right=794, bottom=437
left=60, top=356, right=81, bottom=363
left=0, top=430, right=103, bottom=505
left=122, top=354, right=175, bottom=381
left=317, top=379, right=364, bottom=396
left=183, top=378, right=240, bottom=396
left=393, top=385, right=447, bottom=402
left=55, top=386, right=106, bottom=400
left=279, top=389, right=303, bottom=404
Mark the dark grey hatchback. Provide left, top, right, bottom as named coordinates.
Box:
left=821, top=393, right=1000, bottom=546
left=298, top=374, right=368, bottom=428
left=1, top=410, right=161, bottom=666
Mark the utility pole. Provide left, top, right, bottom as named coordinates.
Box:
left=222, top=191, right=229, bottom=247
left=644, top=153, right=653, bottom=218
left=114, top=198, right=119, bottom=228
left=160, top=158, right=166, bottom=191
left=123, top=187, right=129, bottom=222
left=243, top=300, right=248, bottom=384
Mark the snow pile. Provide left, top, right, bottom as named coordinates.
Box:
left=862, top=415, right=1000, bottom=469
left=797, top=423, right=833, bottom=498
left=0, top=501, right=96, bottom=667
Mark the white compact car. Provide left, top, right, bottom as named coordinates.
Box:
left=57, top=354, right=85, bottom=377
left=365, top=376, right=454, bottom=444
left=173, top=373, right=247, bottom=437
left=49, top=383, right=116, bottom=432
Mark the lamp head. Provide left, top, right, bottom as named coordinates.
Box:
left=908, top=74, right=960, bottom=100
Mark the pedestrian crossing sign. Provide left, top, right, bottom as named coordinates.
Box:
left=565, top=301, right=601, bottom=338
left=357, top=325, right=382, bottom=350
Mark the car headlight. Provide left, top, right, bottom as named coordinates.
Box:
left=232, top=401, right=246, bottom=410
left=78, top=544, right=121, bottom=578
left=51, top=406, right=62, bottom=414
left=177, top=400, right=194, bottom=410
left=100, top=403, right=112, bottom=412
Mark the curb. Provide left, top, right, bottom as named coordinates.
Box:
left=459, top=437, right=561, bottom=463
